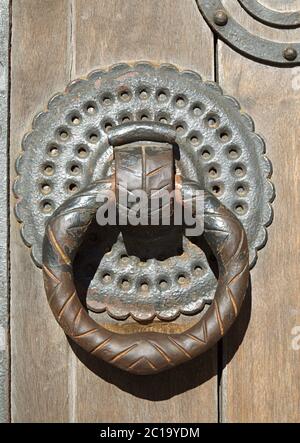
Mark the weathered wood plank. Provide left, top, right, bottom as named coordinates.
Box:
left=219, top=0, right=300, bottom=422
left=72, top=0, right=217, bottom=423
left=0, top=0, right=10, bottom=423
left=10, top=0, right=71, bottom=422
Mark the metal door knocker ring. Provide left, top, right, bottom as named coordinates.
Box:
left=14, top=62, right=274, bottom=374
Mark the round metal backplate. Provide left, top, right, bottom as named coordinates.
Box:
left=14, top=62, right=274, bottom=321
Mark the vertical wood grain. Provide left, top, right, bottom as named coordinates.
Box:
left=72, top=0, right=217, bottom=423
left=10, top=0, right=300, bottom=423
left=219, top=0, right=300, bottom=422
left=10, top=0, right=218, bottom=423
left=0, top=0, right=10, bottom=423
left=10, top=0, right=71, bottom=422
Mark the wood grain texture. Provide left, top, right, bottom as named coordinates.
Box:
left=0, top=0, right=9, bottom=424
left=72, top=0, right=217, bottom=422
left=219, top=0, right=300, bottom=423
left=10, top=0, right=217, bottom=422
left=74, top=0, right=214, bottom=78
left=9, top=0, right=300, bottom=423
left=10, top=0, right=71, bottom=422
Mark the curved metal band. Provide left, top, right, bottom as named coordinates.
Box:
left=238, top=0, right=300, bottom=29
left=108, top=122, right=177, bottom=146
left=42, top=179, right=249, bottom=374
left=197, top=0, right=300, bottom=66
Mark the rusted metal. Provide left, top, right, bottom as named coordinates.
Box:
left=14, top=61, right=274, bottom=324
left=14, top=62, right=273, bottom=278
left=42, top=178, right=249, bottom=374
left=86, top=124, right=208, bottom=321
left=14, top=61, right=274, bottom=374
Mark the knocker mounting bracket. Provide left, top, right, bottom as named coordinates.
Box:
left=14, top=62, right=274, bottom=373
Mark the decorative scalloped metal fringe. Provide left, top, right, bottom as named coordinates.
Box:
left=14, top=62, right=274, bottom=322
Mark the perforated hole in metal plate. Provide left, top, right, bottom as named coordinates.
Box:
left=14, top=62, right=274, bottom=322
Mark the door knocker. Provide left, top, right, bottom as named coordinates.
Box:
left=14, top=62, right=274, bottom=374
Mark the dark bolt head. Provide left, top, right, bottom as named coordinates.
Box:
left=283, top=47, right=297, bottom=61
left=213, top=9, right=228, bottom=26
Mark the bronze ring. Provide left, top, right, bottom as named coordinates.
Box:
left=42, top=178, right=249, bottom=375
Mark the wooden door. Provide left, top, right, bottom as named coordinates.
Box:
left=1, top=0, right=299, bottom=422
